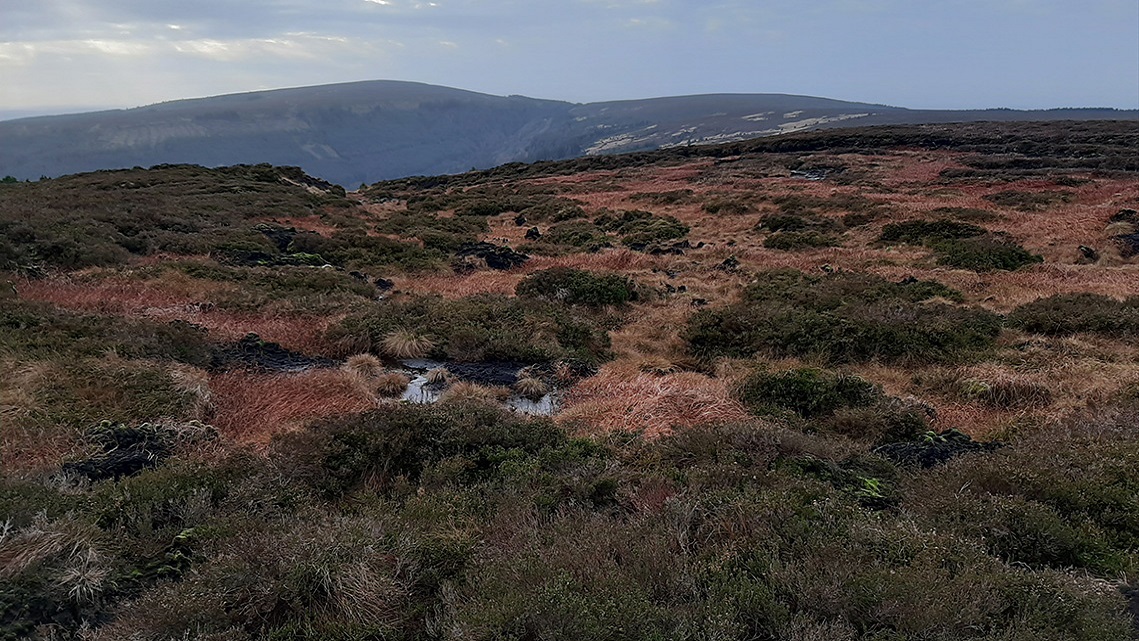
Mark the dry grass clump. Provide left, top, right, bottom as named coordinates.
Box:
left=957, top=376, right=1054, bottom=410
left=514, top=376, right=549, bottom=400
left=342, top=353, right=384, bottom=379
left=559, top=363, right=750, bottom=437
left=380, top=330, right=434, bottom=359
left=439, top=381, right=511, bottom=405
left=168, top=364, right=213, bottom=420
left=374, top=372, right=411, bottom=397
left=208, top=370, right=375, bottom=446
left=425, top=368, right=452, bottom=385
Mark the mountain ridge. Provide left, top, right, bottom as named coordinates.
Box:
left=1, top=79, right=1133, bottom=186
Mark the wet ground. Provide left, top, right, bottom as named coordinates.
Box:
left=399, top=358, right=560, bottom=415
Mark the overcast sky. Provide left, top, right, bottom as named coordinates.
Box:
left=1, top=0, right=1136, bottom=118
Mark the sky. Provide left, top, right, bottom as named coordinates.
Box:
left=1, top=0, right=1137, bottom=118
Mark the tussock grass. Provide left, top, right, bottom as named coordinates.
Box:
left=342, top=353, right=384, bottom=379
left=374, top=372, right=411, bottom=397
left=380, top=329, right=434, bottom=359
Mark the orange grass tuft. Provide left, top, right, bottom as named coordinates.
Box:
left=208, top=369, right=375, bottom=446
left=558, top=362, right=750, bottom=438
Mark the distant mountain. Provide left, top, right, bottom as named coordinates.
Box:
left=0, top=80, right=1134, bottom=186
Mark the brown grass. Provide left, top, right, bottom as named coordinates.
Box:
left=558, top=362, right=750, bottom=438
left=380, top=330, right=434, bottom=359
left=16, top=274, right=337, bottom=354
left=343, top=354, right=384, bottom=379
left=513, top=377, right=548, bottom=400
left=439, top=381, right=510, bottom=405
left=374, top=372, right=411, bottom=397
left=208, top=370, right=375, bottom=446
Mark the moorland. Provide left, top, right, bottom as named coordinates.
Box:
left=2, top=120, right=1139, bottom=640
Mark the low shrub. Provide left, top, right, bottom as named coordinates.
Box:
left=329, top=293, right=614, bottom=364
left=596, top=210, right=689, bottom=251
left=702, top=198, right=753, bottom=215
left=532, top=221, right=611, bottom=252
left=932, top=234, right=1043, bottom=271
left=515, top=268, right=637, bottom=307
left=0, top=301, right=211, bottom=366
left=878, top=220, right=1041, bottom=271
left=684, top=269, right=998, bottom=363
left=983, top=190, right=1073, bottom=211
left=957, top=376, right=1054, bottom=409
left=630, top=189, right=695, bottom=206
left=929, top=206, right=1001, bottom=222
left=735, top=368, right=879, bottom=419
left=879, top=219, right=986, bottom=244
left=762, top=231, right=841, bottom=251
left=757, top=212, right=841, bottom=233
left=1008, top=292, right=1139, bottom=336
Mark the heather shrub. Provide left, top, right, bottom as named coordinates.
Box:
left=596, top=210, right=689, bottom=251
left=931, top=234, right=1043, bottom=271
left=878, top=220, right=1040, bottom=271
left=879, top=219, right=986, bottom=244
left=273, top=403, right=573, bottom=497
left=983, top=189, right=1074, bottom=211
left=516, top=267, right=637, bottom=307
left=0, top=164, right=351, bottom=269
left=1008, top=292, right=1139, bottom=336
left=702, top=197, right=753, bottom=215
left=757, top=212, right=841, bottom=233
left=762, top=230, right=841, bottom=250
left=1, top=301, right=211, bottom=365
left=684, top=269, right=996, bottom=363
left=329, top=294, right=614, bottom=364
left=929, top=206, right=1001, bottom=222
left=537, top=221, right=611, bottom=252
left=630, top=189, right=695, bottom=206
left=735, top=368, right=879, bottom=419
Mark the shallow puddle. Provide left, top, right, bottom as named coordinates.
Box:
left=399, top=358, right=560, bottom=416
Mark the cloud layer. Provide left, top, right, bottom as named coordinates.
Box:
left=1, top=0, right=1136, bottom=113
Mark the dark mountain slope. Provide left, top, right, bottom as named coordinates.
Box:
left=0, top=80, right=1133, bottom=186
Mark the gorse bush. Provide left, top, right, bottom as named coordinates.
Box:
left=683, top=269, right=998, bottom=363
left=516, top=268, right=637, bottom=307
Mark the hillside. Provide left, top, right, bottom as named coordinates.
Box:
left=3, top=120, right=1139, bottom=639
left=0, top=80, right=1133, bottom=186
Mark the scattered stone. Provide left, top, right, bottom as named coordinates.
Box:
left=717, top=256, right=740, bottom=271
left=254, top=223, right=298, bottom=252
left=374, top=277, right=395, bottom=291
left=691, top=298, right=708, bottom=307
left=62, top=420, right=216, bottom=481
left=1115, top=234, right=1139, bottom=259
left=211, top=333, right=335, bottom=372
left=525, top=226, right=542, bottom=240
left=874, top=429, right=1001, bottom=468
left=514, top=213, right=527, bottom=226
left=1110, top=208, right=1138, bottom=224
left=454, top=242, right=529, bottom=271
left=1078, top=245, right=1100, bottom=263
